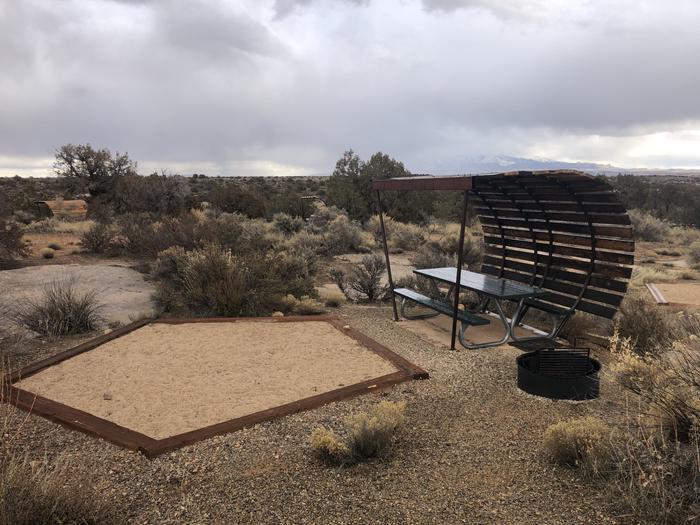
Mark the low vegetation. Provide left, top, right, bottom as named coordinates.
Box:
left=12, top=279, right=103, bottom=337
left=614, top=293, right=678, bottom=355
left=544, top=314, right=700, bottom=523
left=331, top=253, right=387, bottom=302
left=0, top=220, right=28, bottom=263
left=310, top=401, right=407, bottom=465
left=543, top=417, right=613, bottom=478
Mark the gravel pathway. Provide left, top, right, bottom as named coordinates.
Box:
left=1, top=305, right=617, bottom=524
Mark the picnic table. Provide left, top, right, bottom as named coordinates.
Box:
left=395, top=267, right=546, bottom=349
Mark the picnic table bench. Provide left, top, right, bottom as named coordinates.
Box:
left=396, top=267, right=547, bottom=349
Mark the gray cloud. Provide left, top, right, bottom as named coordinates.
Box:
left=1, top=0, right=699, bottom=177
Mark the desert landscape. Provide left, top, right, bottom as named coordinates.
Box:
left=2, top=2, right=700, bottom=523
left=2, top=151, right=700, bottom=523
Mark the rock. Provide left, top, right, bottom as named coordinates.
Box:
left=343, top=325, right=351, bottom=330
left=272, top=311, right=285, bottom=317
left=103, top=392, right=113, bottom=400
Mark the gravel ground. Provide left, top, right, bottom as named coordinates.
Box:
left=1, top=305, right=619, bottom=524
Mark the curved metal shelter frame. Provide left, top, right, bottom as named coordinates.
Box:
left=372, top=170, right=635, bottom=350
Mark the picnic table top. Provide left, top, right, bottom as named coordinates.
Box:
left=413, top=267, right=546, bottom=300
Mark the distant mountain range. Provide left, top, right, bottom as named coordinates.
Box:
left=450, top=155, right=700, bottom=177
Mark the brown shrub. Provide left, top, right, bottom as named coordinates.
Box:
left=543, top=417, right=613, bottom=478
left=12, top=279, right=103, bottom=337
left=310, top=401, right=407, bottom=465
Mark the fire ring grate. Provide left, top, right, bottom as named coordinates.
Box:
left=516, top=348, right=600, bottom=400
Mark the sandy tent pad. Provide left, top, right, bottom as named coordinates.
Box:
left=9, top=317, right=426, bottom=457
left=652, top=282, right=700, bottom=307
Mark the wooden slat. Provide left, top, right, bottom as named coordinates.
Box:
left=473, top=197, right=627, bottom=214
left=480, top=216, right=633, bottom=239
left=483, top=254, right=632, bottom=280
left=480, top=264, right=629, bottom=293
left=483, top=236, right=635, bottom=265
left=481, top=225, right=635, bottom=252
left=480, top=263, right=624, bottom=306
left=475, top=207, right=632, bottom=225
left=484, top=245, right=633, bottom=272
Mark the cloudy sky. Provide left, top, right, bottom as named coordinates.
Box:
left=1, top=0, right=699, bottom=177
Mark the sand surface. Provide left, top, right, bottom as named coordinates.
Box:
left=18, top=321, right=399, bottom=439
left=654, top=281, right=700, bottom=306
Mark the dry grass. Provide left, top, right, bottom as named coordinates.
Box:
left=322, top=291, right=345, bottom=308
left=606, top=319, right=700, bottom=523
left=0, top=359, right=113, bottom=525
left=12, top=279, right=103, bottom=337
left=543, top=417, right=613, bottom=478
left=25, top=219, right=94, bottom=234
left=310, top=401, right=407, bottom=465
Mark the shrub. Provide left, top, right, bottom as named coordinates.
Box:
left=293, top=297, right=325, bottom=315
left=80, top=222, right=113, bottom=253
left=309, top=427, right=351, bottom=464
left=614, top=293, right=677, bottom=355
left=310, top=401, right=407, bottom=465
left=346, top=400, right=407, bottom=460
left=323, top=215, right=366, bottom=255
left=40, top=248, right=55, bottom=259
left=367, top=215, right=427, bottom=252
left=688, top=241, right=700, bottom=267
left=0, top=455, right=113, bottom=525
left=543, top=416, right=613, bottom=478
left=0, top=220, right=28, bottom=262
left=46, top=242, right=62, bottom=250
left=323, top=292, right=345, bottom=308
left=629, top=209, right=671, bottom=242
left=609, top=331, right=700, bottom=522
left=153, top=244, right=316, bottom=317
left=272, top=212, right=303, bottom=236
left=12, top=279, right=103, bottom=336
left=331, top=253, right=387, bottom=302
left=23, top=217, right=59, bottom=233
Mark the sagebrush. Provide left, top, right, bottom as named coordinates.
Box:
left=310, top=401, right=407, bottom=465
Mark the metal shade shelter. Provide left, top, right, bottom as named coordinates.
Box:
left=372, top=170, right=635, bottom=350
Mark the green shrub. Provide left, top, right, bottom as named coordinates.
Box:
left=153, top=244, right=316, bottom=317
left=543, top=417, right=613, bottom=478
left=12, top=279, right=103, bottom=336
left=629, top=209, right=671, bottom=242
left=310, top=401, right=407, bottom=465
left=330, top=253, right=387, bottom=302
left=39, top=247, right=55, bottom=259
left=80, top=222, right=113, bottom=253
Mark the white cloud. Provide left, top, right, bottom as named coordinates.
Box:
left=1, top=0, right=699, bottom=177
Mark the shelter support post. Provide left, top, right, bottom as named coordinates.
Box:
left=451, top=189, right=469, bottom=350
left=376, top=190, right=399, bottom=321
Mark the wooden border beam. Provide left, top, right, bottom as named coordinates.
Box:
left=2, top=316, right=428, bottom=458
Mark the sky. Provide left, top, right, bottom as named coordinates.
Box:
left=1, top=0, right=699, bottom=177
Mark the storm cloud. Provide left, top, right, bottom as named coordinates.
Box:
left=1, top=0, right=699, bottom=176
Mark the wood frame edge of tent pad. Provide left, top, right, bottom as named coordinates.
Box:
left=373, top=175, right=474, bottom=350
